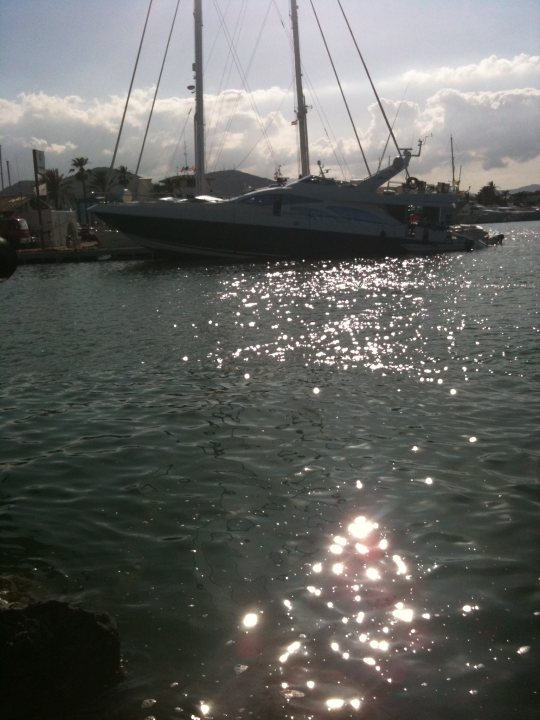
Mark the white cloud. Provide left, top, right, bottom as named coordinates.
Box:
left=416, top=87, right=540, bottom=171
left=23, top=137, right=77, bottom=155
left=0, top=98, right=25, bottom=125
left=403, top=53, right=540, bottom=86
left=1, top=61, right=539, bottom=191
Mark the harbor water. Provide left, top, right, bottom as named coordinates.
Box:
left=1, top=222, right=539, bottom=719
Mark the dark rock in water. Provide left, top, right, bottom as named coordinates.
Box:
left=0, top=236, right=17, bottom=280
left=0, top=600, right=122, bottom=719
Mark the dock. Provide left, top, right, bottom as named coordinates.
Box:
left=17, top=245, right=154, bottom=265
left=17, top=231, right=155, bottom=265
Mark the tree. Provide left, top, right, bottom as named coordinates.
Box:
left=89, top=168, right=113, bottom=194
left=476, top=180, right=503, bottom=206
left=116, top=165, right=130, bottom=188
left=39, top=169, right=65, bottom=210
left=69, top=157, right=90, bottom=223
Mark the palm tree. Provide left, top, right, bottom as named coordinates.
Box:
left=39, top=168, right=65, bottom=210
left=476, top=180, right=502, bottom=206
left=116, top=165, right=130, bottom=189
left=69, top=157, right=90, bottom=223
left=89, top=168, right=112, bottom=195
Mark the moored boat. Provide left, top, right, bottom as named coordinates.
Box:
left=92, top=156, right=503, bottom=261
left=91, top=1, right=503, bottom=262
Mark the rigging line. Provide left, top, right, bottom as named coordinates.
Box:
left=270, top=0, right=286, bottom=29
left=206, top=0, right=243, bottom=150
left=301, top=67, right=351, bottom=179
left=169, top=107, right=192, bottom=175
left=205, top=0, right=234, bottom=68
left=209, top=0, right=277, bottom=169
left=308, top=0, right=371, bottom=176
left=109, top=0, right=154, bottom=176
left=236, top=79, right=295, bottom=168
left=214, top=0, right=273, bottom=166
left=235, top=0, right=298, bottom=173
left=206, top=0, right=246, bottom=163
left=135, top=0, right=182, bottom=176
left=323, top=126, right=348, bottom=178
left=302, top=72, right=347, bottom=178
left=211, top=0, right=274, bottom=170
left=206, top=0, right=249, bottom=166
left=336, top=0, right=401, bottom=159
left=377, top=85, right=408, bottom=172
left=323, top=127, right=352, bottom=179
left=204, top=0, right=235, bottom=144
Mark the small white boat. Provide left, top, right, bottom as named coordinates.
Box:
left=402, top=223, right=504, bottom=255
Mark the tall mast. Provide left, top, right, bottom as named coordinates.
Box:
left=450, top=135, right=456, bottom=190
left=193, top=0, right=206, bottom=194
left=290, top=1, right=310, bottom=177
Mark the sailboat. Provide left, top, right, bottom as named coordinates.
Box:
left=90, top=0, right=503, bottom=261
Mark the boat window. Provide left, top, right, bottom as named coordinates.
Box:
left=239, top=193, right=321, bottom=206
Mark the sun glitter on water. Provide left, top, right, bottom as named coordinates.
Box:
left=268, top=512, right=423, bottom=716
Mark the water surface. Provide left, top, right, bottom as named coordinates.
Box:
left=1, top=223, right=539, bottom=719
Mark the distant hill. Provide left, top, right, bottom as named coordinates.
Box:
left=0, top=180, right=37, bottom=197
left=509, top=184, right=540, bottom=194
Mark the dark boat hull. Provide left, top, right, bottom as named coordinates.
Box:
left=93, top=210, right=407, bottom=262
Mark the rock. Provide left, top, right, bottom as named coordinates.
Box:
left=0, top=235, right=17, bottom=280
left=0, top=600, right=122, bottom=719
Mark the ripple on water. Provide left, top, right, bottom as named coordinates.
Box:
left=1, top=228, right=539, bottom=719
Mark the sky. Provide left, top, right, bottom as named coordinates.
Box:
left=1, top=0, right=539, bottom=192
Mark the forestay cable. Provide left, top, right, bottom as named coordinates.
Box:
left=309, top=0, right=371, bottom=176
left=336, top=0, right=401, bottom=158
left=136, top=0, right=183, bottom=176
left=109, top=0, right=154, bottom=177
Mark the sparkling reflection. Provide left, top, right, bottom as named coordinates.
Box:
left=268, top=515, right=426, bottom=717
left=213, top=259, right=504, bottom=386
left=242, top=611, right=259, bottom=628
left=194, top=510, right=427, bottom=718
left=267, top=511, right=424, bottom=715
